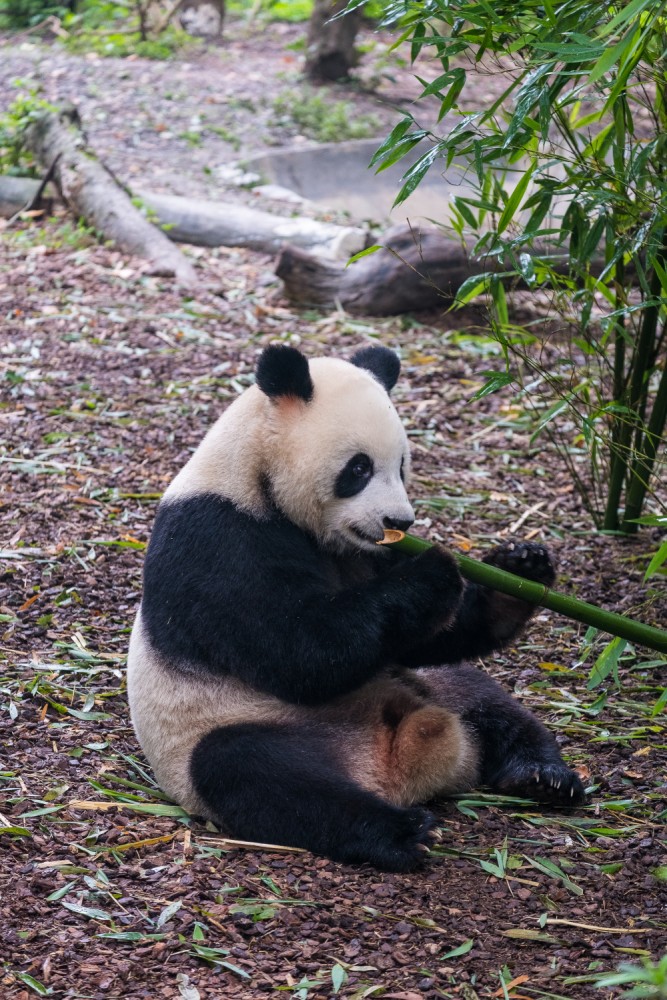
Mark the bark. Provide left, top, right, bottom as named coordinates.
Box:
left=23, top=106, right=198, bottom=285
left=0, top=175, right=367, bottom=258
left=305, top=0, right=362, bottom=82
left=276, top=225, right=492, bottom=314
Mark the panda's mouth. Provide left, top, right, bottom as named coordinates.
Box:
left=349, top=525, right=384, bottom=546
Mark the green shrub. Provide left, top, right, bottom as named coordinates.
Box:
left=0, top=0, right=71, bottom=29
left=0, top=85, right=57, bottom=176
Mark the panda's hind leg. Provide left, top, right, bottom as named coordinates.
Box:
left=190, top=721, right=436, bottom=871
left=417, top=666, right=586, bottom=806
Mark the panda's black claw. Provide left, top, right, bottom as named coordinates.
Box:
left=483, top=539, right=555, bottom=587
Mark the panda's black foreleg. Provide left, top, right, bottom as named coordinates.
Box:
left=190, top=722, right=436, bottom=871
left=417, top=666, right=586, bottom=806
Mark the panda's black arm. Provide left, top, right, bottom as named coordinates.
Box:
left=395, top=582, right=531, bottom=666
left=141, top=495, right=463, bottom=706
left=395, top=541, right=556, bottom=667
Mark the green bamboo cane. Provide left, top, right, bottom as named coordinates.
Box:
left=388, top=533, right=667, bottom=654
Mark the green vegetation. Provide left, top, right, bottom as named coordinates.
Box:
left=62, top=0, right=196, bottom=59
left=0, top=0, right=71, bottom=28
left=372, top=0, right=667, bottom=531
left=0, top=86, right=57, bottom=176
left=273, top=88, right=380, bottom=142
left=0, top=0, right=197, bottom=57
left=565, top=955, right=667, bottom=997
left=227, top=0, right=313, bottom=20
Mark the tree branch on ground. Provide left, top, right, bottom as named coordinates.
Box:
left=23, top=103, right=198, bottom=285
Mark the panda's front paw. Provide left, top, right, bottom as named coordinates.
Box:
left=368, top=806, right=437, bottom=872
left=484, top=540, right=555, bottom=587
left=401, top=545, right=463, bottom=627
left=493, top=760, right=587, bottom=807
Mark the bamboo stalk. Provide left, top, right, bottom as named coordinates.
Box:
left=622, top=345, right=667, bottom=531
left=388, top=533, right=667, bottom=654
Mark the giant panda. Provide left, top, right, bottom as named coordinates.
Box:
left=127, top=344, right=585, bottom=871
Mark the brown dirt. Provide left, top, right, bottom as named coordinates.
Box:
left=1, top=20, right=666, bottom=1000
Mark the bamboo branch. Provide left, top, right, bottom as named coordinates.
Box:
left=389, top=533, right=667, bottom=654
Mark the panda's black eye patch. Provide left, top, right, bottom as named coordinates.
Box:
left=335, top=453, right=374, bottom=498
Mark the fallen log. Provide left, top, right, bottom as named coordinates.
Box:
left=0, top=174, right=367, bottom=259
left=136, top=191, right=367, bottom=258
left=23, top=105, right=198, bottom=285
left=276, top=224, right=577, bottom=314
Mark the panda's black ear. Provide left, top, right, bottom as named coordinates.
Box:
left=350, top=346, right=400, bottom=393
left=255, top=345, right=314, bottom=402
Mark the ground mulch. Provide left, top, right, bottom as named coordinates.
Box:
left=1, top=22, right=666, bottom=1000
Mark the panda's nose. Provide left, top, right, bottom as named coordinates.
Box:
left=383, top=515, right=414, bottom=532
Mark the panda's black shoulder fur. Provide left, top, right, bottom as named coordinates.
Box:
left=142, top=494, right=532, bottom=706
left=141, top=493, right=457, bottom=704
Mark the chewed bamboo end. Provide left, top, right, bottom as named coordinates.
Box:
left=376, top=529, right=406, bottom=545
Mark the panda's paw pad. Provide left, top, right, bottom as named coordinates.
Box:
left=497, top=762, right=586, bottom=807
left=373, top=807, right=437, bottom=872
left=484, top=540, right=555, bottom=587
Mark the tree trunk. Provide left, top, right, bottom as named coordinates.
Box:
left=304, top=0, right=362, bottom=82
left=23, top=105, right=197, bottom=285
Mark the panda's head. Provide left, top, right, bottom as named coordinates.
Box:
left=256, top=345, right=414, bottom=553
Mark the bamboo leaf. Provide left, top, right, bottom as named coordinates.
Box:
left=331, top=964, right=348, bottom=994
left=587, top=637, right=628, bottom=690
left=369, top=117, right=413, bottom=167
left=470, top=370, right=514, bottom=400
left=346, top=245, right=382, bottom=266
left=441, top=938, right=474, bottom=959
left=644, top=540, right=667, bottom=581
left=454, top=272, right=493, bottom=305
left=156, top=900, right=182, bottom=927
left=497, top=163, right=535, bottom=235
left=61, top=901, right=113, bottom=921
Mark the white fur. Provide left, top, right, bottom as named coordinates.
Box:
left=165, top=356, right=413, bottom=551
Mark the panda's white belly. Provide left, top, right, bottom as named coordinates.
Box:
left=127, top=610, right=297, bottom=817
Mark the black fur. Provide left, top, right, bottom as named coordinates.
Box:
left=255, top=345, right=314, bottom=402
left=419, top=665, right=586, bottom=805
left=334, top=452, right=373, bottom=498
left=191, top=722, right=436, bottom=871
left=397, top=540, right=556, bottom=667
left=350, top=346, right=400, bottom=392
left=142, top=494, right=463, bottom=704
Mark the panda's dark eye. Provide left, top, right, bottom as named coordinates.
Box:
left=335, top=452, right=373, bottom=498
left=352, top=455, right=372, bottom=478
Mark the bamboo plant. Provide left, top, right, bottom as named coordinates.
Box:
left=367, top=0, right=667, bottom=531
